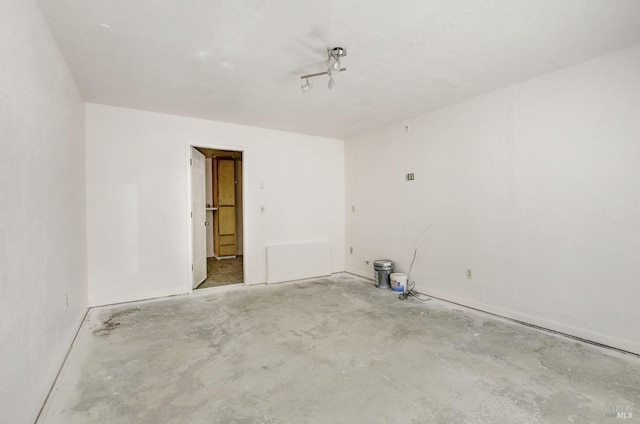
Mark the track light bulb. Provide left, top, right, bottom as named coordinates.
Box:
left=327, top=56, right=341, bottom=74
left=328, top=76, right=335, bottom=90
left=301, top=78, right=313, bottom=92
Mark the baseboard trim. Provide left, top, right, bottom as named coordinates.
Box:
left=89, top=287, right=188, bottom=308
left=345, top=267, right=373, bottom=280
left=266, top=271, right=332, bottom=285
left=416, top=286, right=640, bottom=357
left=35, top=306, right=90, bottom=423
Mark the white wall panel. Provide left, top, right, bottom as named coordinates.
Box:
left=0, top=1, right=88, bottom=422
left=345, top=45, right=640, bottom=354
left=85, top=104, right=345, bottom=305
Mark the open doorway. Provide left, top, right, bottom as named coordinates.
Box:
left=191, top=146, right=244, bottom=289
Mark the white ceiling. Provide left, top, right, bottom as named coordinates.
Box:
left=37, top=0, right=640, bottom=139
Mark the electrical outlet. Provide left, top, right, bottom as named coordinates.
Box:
left=349, top=247, right=353, bottom=254
left=352, top=205, right=355, bottom=212
left=406, top=173, right=415, bottom=181
left=466, top=268, right=473, bottom=279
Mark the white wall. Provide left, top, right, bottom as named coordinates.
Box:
left=0, top=1, right=88, bottom=423
left=346, top=44, right=640, bottom=354
left=86, top=104, right=345, bottom=306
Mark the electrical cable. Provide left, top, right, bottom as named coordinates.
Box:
left=406, top=227, right=431, bottom=285
left=398, top=280, right=431, bottom=301
left=399, top=227, right=432, bottom=302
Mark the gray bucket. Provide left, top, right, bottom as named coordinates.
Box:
left=373, top=260, right=393, bottom=289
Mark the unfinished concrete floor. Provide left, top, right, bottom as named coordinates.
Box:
left=40, top=274, right=639, bottom=423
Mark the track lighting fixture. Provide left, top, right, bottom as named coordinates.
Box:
left=299, top=47, right=347, bottom=92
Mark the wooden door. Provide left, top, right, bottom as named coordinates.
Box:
left=213, top=158, right=237, bottom=257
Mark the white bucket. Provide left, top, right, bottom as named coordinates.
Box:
left=390, top=273, right=407, bottom=293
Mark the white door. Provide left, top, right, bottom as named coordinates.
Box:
left=191, top=147, right=207, bottom=288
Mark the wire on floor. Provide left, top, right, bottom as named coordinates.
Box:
left=398, top=280, right=431, bottom=301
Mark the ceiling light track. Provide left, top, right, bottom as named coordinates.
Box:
left=300, top=47, right=347, bottom=92
left=300, top=68, right=347, bottom=79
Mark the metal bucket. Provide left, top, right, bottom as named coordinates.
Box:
left=373, top=260, right=393, bottom=289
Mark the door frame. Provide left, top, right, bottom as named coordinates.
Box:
left=185, top=140, right=246, bottom=293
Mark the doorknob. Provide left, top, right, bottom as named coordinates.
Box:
left=204, top=221, right=209, bottom=226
